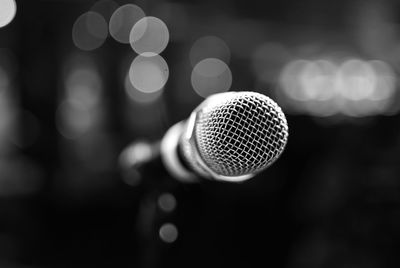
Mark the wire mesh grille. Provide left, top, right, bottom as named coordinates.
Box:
left=195, top=92, right=288, bottom=177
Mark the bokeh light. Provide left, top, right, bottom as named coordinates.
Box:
left=128, top=54, right=169, bottom=94
left=57, top=57, right=104, bottom=139
left=158, top=193, right=177, bottom=213
left=369, top=60, right=396, bottom=101
left=279, top=59, right=311, bottom=102
left=72, top=11, right=108, bottom=51
left=0, top=0, right=16, bottom=28
left=300, top=60, right=337, bottom=101
left=130, top=16, right=169, bottom=56
left=159, top=223, right=178, bottom=243
left=65, top=67, right=102, bottom=108
left=56, top=100, right=94, bottom=139
left=191, top=58, right=232, bottom=98
left=109, top=4, right=145, bottom=44
left=337, top=59, right=376, bottom=101
left=189, top=36, right=230, bottom=67
left=124, top=71, right=163, bottom=103
left=278, top=57, right=397, bottom=117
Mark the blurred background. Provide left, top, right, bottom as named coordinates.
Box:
left=0, top=0, right=400, bottom=267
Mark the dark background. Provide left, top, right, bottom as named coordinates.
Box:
left=0, top=0, right=399, bottom=267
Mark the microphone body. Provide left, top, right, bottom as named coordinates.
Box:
left=160, top=91, right=289, bottom=183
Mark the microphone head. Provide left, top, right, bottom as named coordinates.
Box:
left=193, top=91, right=288, bottom=178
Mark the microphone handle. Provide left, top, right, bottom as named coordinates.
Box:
left=160, top=120, right=199, bottom=183
left=119, top=129, right=198, bottom=187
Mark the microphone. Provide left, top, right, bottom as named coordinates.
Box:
left=160, top=91, right=289, bottom=183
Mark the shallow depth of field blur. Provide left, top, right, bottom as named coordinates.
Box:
left=0, top=0, right=400, bottom=267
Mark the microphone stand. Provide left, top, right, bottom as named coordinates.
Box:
left=120, top=140, right=180, bottom=268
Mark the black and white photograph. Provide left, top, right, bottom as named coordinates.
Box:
left=0, top=0, right=399, bottom=267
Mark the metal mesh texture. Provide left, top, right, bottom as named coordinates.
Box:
left=195, top=92, right=288, bottom=177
